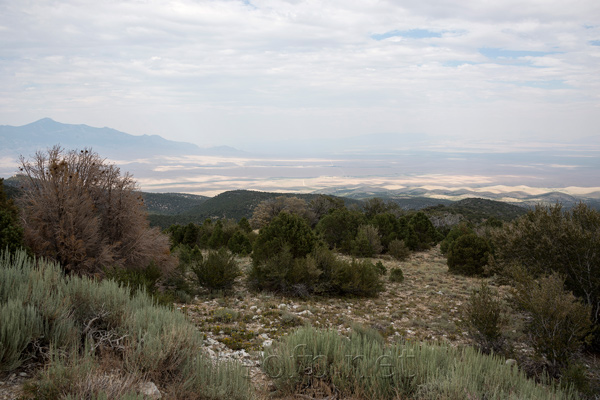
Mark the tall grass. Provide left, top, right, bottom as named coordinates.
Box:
left=263, top=325, right=579, bottom=400
left=0, top=250, right=253, bottom=399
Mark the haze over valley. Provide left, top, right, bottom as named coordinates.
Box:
left=1, top=118, right=599, bottom=207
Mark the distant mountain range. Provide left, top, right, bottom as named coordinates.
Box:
left=2, top=176, right=592, bottom=229
left=0, top=118, right=241, bottom=162
left=318, top=186, right=600, bottom=210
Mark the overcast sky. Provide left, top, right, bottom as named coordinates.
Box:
left=1, top=0, right=599, bottom=148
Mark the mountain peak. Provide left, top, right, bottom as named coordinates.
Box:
left=31, top=117, right=58, bottom=125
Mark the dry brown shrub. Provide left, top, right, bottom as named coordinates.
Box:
left=18, top=146, right=173, bottom=275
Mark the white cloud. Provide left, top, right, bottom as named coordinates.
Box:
left=1, top=0, right=599, bottom=145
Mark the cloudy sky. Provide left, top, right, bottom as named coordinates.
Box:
left=1, top=0, right=600, bottom=148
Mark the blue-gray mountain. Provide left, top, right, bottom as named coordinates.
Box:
left=0, top=118, right=241, bottom=160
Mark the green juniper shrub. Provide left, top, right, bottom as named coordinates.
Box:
left=447, top=233, right=491, bottom=276
left=491, top=203, right=600, bottom=350
left=182, top=222, right=200, bottom=247
left=238, top=217, right=252, bottom=233
left=317, top=247, right=383, bottom=297
left=375, top=261, right=387, bottom=276
left=227, top=230, right=252, bottom=255
left=252, top=211, right=316, bottom=264
left=440, top=222, right=474, bottom=255
left=316, top=207, right=365, bottom=253
left=248, top=246, right=321, bottom=297
left=249, top=245, right=383, bottom=298
left=462, top=282, right=507, bottom=354
left=162, top=244, right=199, bottom=301
left=351, top=224, right=383, bottom=257
left=197, top=218, right=214, bottom=248
left=192, top=247, right=241, bottom=292
left=513, top=272, right=593, bottom=376
left=104, top=261, right=175, bottom=305
left=483, top=216, right=504, bottom=228
left=207, top=220, right=226, bottom=249
left=371, top=212, right=400, bottom=251
left=560, top=361, right=592, bottom=397
left=0, top=178, right=26, bottom=255
left=362, top=197, right=395, bottom=220
left=389, top=267, right=404, bottom=283
left=408, top=212, right=439, bottom=251
left=388, top=239, right=410, bottom=261
left=329, top=258, right=382, bottom=297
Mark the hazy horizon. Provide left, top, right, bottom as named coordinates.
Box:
left=1, top=118, right=599, bottom=199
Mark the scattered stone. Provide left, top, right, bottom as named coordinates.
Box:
left=139, top=381, right=161, bottom=399
left=18, top=373, right=27, bottom=377
left=298, top=310, right=312, bottom=316
left=505, top=359, right=517, bottom=366
left=278, top=303, right=287, bottom=310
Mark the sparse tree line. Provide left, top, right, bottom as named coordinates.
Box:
left=1, top=147, right=600, bottom=397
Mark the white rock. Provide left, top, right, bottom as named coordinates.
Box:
left=263, top=339, right=273, bottom=347
left=139, top=381, right=162, bottom=399
left=298, top=310, right=312, bottom=316
left=505, top=359, right=517, bottom=366
left=278, top=303, right=287, bottom=309
left=249, top=305, right=257, bottom=311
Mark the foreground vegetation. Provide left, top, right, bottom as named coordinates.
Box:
left=1, top=147, right=599, bottom=398
left=264, top=325, right=577, bottom=400
left=0, top=250, right=252, bottom=399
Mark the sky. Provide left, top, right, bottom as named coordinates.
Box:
left=1, top=0, right=600, bottom=148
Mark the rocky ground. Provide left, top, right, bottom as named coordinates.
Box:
left=183, top=246, right=511, bottom=397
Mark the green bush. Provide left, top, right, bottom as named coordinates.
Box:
left=462, top=282, right=507, bottom=354
left=560, top=362, right=592, bottom=397
left=491, top=203, right=600, bottom=349
left=329, top=258, right=382, bottom=297
left=514, top=272, right=593, bottom=374
left=389, top=267, right=404, bottom=283
left=104, top=262, right=167, bottom=303
left=316, top=208, right=365, bottom=253
left=375, top=261, right=387, bottom=275
left=227, top=231, right=252, bottom=255
left=371, top=212, right=401, bottom=251
left=447, top=233, right=491, bottom=276
left=440, top=222, right=474, bottom=255
left=388, top=239, right=410, bottom=260
left=249, top=246, right=383, bottom=298
left=0, top=178, right=25, bottom=255
left=247, top=246, right=320, bottom=297
left=408, top=212, right=439, bottom=251
left=263, top=325, right=577, bottom=400
left=191, top=248, right=241, bottom=292
left=351, top=224, right=383, bottom=257
left=252, top=211, right=316, bottom=264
